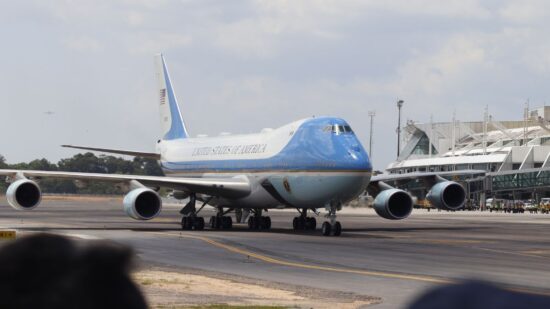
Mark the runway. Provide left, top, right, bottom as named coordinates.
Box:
left=1, top=196, right=550, bottom=308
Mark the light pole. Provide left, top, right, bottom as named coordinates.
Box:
left=368, top=111, right=376, bottom=160
left=396, top=99, right=404, bottom=158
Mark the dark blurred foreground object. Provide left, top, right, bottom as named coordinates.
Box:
left=0, top=234, right=147, bottom=309
left=409, top=280, right=550, bottom=309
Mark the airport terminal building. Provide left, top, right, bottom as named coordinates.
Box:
left=388, top=106, right=550, bottom=174
left=385, top=106, right=550, bottom=204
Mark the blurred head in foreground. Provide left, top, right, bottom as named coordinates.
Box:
left=409, top=280, right=550, bottom=309
left=0, top=233, right=147, bottom=309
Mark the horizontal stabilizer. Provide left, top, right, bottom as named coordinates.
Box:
left=62, top=145, right=161, bottom=160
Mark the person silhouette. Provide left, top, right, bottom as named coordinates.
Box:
left=0, top=233, right=147, bottom=309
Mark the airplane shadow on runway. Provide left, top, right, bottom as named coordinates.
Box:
left=12, top=223, right=489, bottom=238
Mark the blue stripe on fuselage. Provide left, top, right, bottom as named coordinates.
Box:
left=160, top=117, right=372, bottom=173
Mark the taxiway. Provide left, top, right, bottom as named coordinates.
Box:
left=0, top=196, right=549, bottom=308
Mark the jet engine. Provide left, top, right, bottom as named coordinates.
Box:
left=6, top=178, right=42, bottom=210
left=426, top=181, right=466, bottom=211
left=123, top=188, right=162, bottom=220
left=373, top=188, right=413, bottom=220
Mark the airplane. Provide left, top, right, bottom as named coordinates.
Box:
left=0, top=54, right=467, bottom=236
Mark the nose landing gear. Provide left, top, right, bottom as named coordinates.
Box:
left=321, top=204, right=342, bottom=236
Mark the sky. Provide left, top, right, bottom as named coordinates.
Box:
left=2, top=0, right=550, bottom=170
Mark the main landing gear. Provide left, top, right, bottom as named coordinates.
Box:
left=292, top=208, right=317, bottom=231
left=321, top=204, right=342, bottom=237
left=248, top=208, right=271, bottom=230
left=209, top=207, right=233, bottom=230
left=179, top=194, right=236, bottom=231
left=179, top=194, right=207, bottom=230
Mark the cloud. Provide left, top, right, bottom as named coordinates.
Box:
left=499, top=0, right=550, bottom=24
left=2, top=0, right=550, bottom=170
left=65, top=36, right=103, bottom=53
left=127, top=33, right=193, bottom=54
left=125, top=11, right=145, bottom=27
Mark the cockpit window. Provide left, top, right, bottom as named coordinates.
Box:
left=324, top=124, right=354, bottom=135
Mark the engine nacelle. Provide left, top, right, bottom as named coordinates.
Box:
left=6, top=179, right=42, bottom=210
left=123, top=188, right=162, bottom=220
left=373, top=189, right=413, bottom=220
left=426, top=181, right=466, bottom=211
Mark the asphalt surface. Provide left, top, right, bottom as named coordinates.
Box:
left=1, top=196, right=550, bottom=308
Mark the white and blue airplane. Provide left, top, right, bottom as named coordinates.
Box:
left=0, top=55, right=466, bottom=236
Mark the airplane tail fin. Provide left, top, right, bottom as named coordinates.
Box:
left=155, top=54, right=189, bottom=140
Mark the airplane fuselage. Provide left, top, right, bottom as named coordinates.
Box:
left=157, top=117, right=372, bottom=210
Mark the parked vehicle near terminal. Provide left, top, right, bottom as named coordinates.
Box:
left=486, top=198, right=525, bottom=213
left=486, top=198, right=505, bottom=212
left=539, top=198, right=550, bottom=214
left=524, top=201, right=538, bottom=213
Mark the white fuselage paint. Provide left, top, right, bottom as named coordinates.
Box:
left=156, top=118, right=372, bottom=210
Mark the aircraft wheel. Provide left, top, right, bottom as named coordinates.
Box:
left=210, top=216, right=223, bottom=230
left=222, top=216, right=233, bottom=229
left=332, top=221, right=342, bottom=236
left=194, top=217, right=205, bottom=230
left=322, top=222, right=331, bottom=236
left=260, top=216, right=271, bottom=230
left=248, top=217, right=256, bottom=230
left=306, top=217, right=317, bottom=230
left=293, top=217, right=306, bottom=230
left=181, top=217, right=193, bottom=230
left=292, top=217, right=299, bottom=230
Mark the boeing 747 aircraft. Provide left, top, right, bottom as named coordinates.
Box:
left=0, top=55, right=467, bottom=236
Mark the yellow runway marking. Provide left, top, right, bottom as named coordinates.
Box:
left=476, top=247, right=550, bottom=259
left=150, top=232, right=550, bottom=297
left=150, top=232, right=451, bottom=284
left=415, top=239, right=487, bottom=245
left=522, top=249, right=550, bottom=256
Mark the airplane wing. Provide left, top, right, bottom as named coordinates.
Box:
left=61, top=145, right=161, bottom=160
left=368, top=170, right=486, bottom=195
left=365, top=171, right=484, bottom=220
left=0, top=169, right=250, bottom=198
left=370, top=170, right=486, bottom=183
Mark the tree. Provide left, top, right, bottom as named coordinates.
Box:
left=0, top=155, right=6, bottom=192
left=0, top=152, right=163, bottom=195
left=0, top=155, right=6, bottom=169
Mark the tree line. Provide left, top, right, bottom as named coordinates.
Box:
left=0, top=153, right=163, bottom=195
